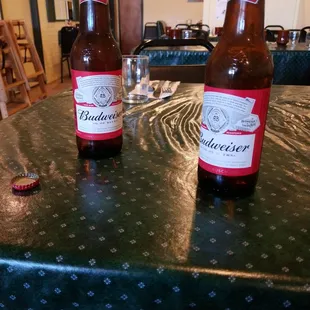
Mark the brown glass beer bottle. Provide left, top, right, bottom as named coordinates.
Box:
left=70, top=0, right=122, bottom=159
left=198, top=0, right=274, bottom=197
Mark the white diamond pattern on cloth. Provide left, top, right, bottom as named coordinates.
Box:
left=0, top=83, right=307, bottom=310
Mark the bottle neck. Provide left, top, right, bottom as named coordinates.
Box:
left=222, top=0, right=265, bottom=39
left=79, top=1, right=111, bottom=34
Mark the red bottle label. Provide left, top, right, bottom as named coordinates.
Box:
left=199, top=86, right=271, bottom=177
left=80, top=0, right=108, bottom=4
left=71, top=69, right=122, bottom=141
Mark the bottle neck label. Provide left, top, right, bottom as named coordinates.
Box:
left=71, top=69, right=122, bottom=141
left=80, top=0, right=108, bottom=4
left=199, top=86, right=271, bottom=177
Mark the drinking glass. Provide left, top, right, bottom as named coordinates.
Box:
left=182, top=29, right=193, bottom=39
left=289, top=30, right=300, bottom=45
left=122, top=55, right=149, bottom=104
left=306, top=32, right=310, bottom=48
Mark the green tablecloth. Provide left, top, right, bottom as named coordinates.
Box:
left=0, top=85, right=309, bottom=309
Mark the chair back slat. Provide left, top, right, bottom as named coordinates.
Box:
left=133, top=38, right=214, bottom=55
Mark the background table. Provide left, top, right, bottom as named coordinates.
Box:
left=140, top=44, right=310, bottom=85
left=0, top=85, right=309, bottom=309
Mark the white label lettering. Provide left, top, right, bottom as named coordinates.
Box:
left=200, top=126, right=255, bottom=169
left=76, top=104, right=122, bottom=134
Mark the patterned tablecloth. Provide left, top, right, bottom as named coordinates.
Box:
left=0, top=85, right=309, bottom=309
left=140, top=44, right=310, bottom=85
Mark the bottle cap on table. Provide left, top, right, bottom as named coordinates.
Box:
left=11, top=173, right=40, bottom=191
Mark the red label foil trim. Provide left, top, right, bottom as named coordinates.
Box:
left=71, top=69, right=122, bottom=141
left=80, top=0, right=108, bottom=4
left=199, top=86, right=271, bottom=177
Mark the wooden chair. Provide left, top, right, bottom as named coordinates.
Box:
left=8, top=20, right=47, bottom=99
left=0, top=20, right=31, bottom=118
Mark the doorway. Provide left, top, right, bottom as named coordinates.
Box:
left=0, top=1, right=3, bottom=19
left=29, top=0, right=45, bottom=67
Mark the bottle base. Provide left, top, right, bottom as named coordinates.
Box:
left=198, top=166, right=258, bottom=199
left=78, top=149, right=121, bottom=159
left=77, top=136, right=122, bottom=159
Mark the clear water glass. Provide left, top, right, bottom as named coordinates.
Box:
left=306, top=32, right=310, bottom=48
left=122, top=55, right=149, bottom=104
left=289, top=30, right=300, bottom=45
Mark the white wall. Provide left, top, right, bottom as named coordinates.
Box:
left=296, top=0, right=310, bottom=28
left=143, top=0, right=204, bottom=28
left=203, top=0, right=310, bottom=33
left=264, top=0, right=299, bottom=29
left=38, top=0, right=72, bottom=82
left=203, top=0, right=224, bottom=30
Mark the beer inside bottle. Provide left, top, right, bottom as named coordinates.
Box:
left=198, top=0, right=274, bottom=197
left=70, top=0, right=122, bottom=159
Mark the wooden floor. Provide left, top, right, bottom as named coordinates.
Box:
left=32, top=77, right=72, bottom=100
left=1, top=77, right=72, bottom=120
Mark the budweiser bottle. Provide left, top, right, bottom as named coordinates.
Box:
left=198, top=0, right=274, bottom=197
left=70, top=0, right=122, bottom=159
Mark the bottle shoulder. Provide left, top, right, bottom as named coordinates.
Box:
left=208, top=39, right=273, bottom=67
left=205, top=39, right=274, bottom=89
left=71, top=32, right=122, bottom=72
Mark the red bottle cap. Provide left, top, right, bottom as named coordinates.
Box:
left=11, top=173, right=40, bottom=191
